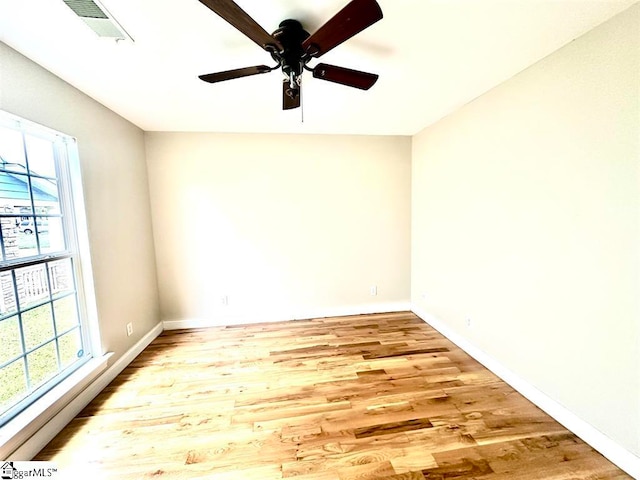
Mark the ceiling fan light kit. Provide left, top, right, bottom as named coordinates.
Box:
left=197, top=0, right=383, bottom=110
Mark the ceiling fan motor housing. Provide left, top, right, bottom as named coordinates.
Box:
left=271, top=20, right=310, bottom=78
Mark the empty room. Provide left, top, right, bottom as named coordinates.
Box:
left=0, top=0, right=638, bottom=478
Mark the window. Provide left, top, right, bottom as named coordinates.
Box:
left=0, top=112, right=94, bottom=426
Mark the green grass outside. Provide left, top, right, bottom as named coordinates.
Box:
left=0, top=296, right=82, bottom=414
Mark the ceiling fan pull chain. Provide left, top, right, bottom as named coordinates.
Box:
left=301, top=79, right=304, bottom=124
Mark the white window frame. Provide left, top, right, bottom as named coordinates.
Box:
left=0, top=110, right=104, bottom=457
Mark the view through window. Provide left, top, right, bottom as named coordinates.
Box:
left=0, top=112, right=93, bottom=426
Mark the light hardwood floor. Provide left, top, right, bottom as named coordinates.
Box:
left=36, top=312, right=631, bottom=479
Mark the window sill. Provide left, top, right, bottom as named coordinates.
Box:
left=0, top=353, right=112, bottom=459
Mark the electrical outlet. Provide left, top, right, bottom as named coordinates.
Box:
left=126, top=322, right=133, bottom=336
left=369, top=285, right=377, bottom=296
left=221, top=295, right=229, bottom=306
left=466, top=318, right=472, bottom=328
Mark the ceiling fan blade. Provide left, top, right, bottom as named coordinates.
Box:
left=301, top=0, right=382, bottom=58
left=312, top=63, right=379, bottom=90
left=198, top=0, right=283, bottom=52
left=199, top=65, right=273, bottom=83
left=283, top=79, right=301, bottom=110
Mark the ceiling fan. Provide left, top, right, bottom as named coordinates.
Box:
left=197, top=0, right=383, bottom=110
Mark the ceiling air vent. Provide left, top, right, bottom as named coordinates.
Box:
left=62, top=0, right=133, bottom=41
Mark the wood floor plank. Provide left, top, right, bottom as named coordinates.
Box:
left=34, top=312, right=631, bottom=479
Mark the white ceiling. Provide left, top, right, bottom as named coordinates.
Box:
left=0, top=0, right=637, bottom=135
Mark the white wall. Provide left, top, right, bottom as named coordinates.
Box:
left=0, top=43, right=161, bottom=362
left=412, top=4, right=639, bottom=458
left=145, top=132, right=411, bottom=325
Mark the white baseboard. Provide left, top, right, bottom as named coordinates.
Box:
left=411, top=305, right=640, bottom=479
left=163, top=302, right=412, bottom=330
left=9, top=321, right=164, bottom=460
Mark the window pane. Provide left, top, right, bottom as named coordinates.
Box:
left=0, top=127, right=27, bottom=173
left=15, top=227, right=39, bottom=258
left=0, top=271, right=18, bottom=317
left=39, top=216, right=65, bottom=254
left=0, top=360, right=28, bottom=413
left=49, top=259, right=74, bottom=297
left=53, top=295, right=78, bottom=333
left=27, top=342, right=58, bottom=388
left=0, top=172, right=31, bottom=211
left=15, top=264, right=50, bottom=309
left=59, top=329, right=82, bottom=369
left=22, top=304, right=54, bottom=350
left=32, top=178, right=60, bottom=215
left=17, top=216, right=38, bottom=235
left=25, top=135, right=56, bottom=178
left=0, top=316, right=22, bottom=364
left=0, top=173, right=35, bottom=260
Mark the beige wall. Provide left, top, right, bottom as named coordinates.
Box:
left=0, top=43, right=160, bottom=363
left=145, top=132, right=411, bottom=324
left=412, top=4, right=639, bottom=457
